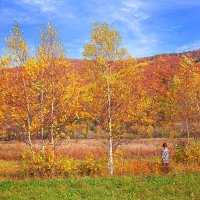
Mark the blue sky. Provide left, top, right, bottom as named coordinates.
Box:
left=0, top=0, right=200, bottom=58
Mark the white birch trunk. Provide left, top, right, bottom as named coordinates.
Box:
left=196, top=101, right=200, bottom=135
left=51, top=95, right=55, bottom=150
left=40, top=90, right=45, bottom=150
left=50, top=59, right=55, bottom=151
left=50, top=89, right=56, bottom=175
left=106, top=74, right=114, bottom=176
left=185, top=118, right=190, bottom=145
left=22, top=78, right=33, bottom=152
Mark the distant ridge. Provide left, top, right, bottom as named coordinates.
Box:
left=139, top=49, right=200, bottom=62
left=70, top=49, right=200, bottom=64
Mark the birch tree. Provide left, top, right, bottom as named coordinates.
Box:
left=38, top=23, right=77, bottom=151
left=3, top=22, right=35, bottom=151
left=83, top=22, right=129, bottom=175
left=169, top=56, right=197, bottom=144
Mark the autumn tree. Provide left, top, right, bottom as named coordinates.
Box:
left=83, top=22, right=134, bottom=175
left=1, top=22, right=37, bottom=151
left=0, top=56, right=10, bottom=139
left=37, top=23, right=77, bottom=151
left=113, top=60, right=156, bottom=139
left=168, top=56, right=198, bottom=143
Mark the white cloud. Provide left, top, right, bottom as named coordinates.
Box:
left=85, top=0, right=159, bottom=57
left=176, top=40, right=200, bottom=52
left=18, top=0, right=63, bottom=13
left=0, top=7, right=39, bottom=24
left=0, top=0, right=74, bottom=25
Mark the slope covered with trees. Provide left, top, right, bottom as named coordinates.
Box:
left=1, top=23, right=200, bottom=142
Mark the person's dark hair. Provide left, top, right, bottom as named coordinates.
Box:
left=163, top=143, right=167, bottom=148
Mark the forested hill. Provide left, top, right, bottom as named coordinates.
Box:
left=71, top=49, right=200, bottom=66
left=1, top=45, right=200, bottom=140
left=138, top=49, right=200, bottom=62
left=71, top=49, right=200, bottom=94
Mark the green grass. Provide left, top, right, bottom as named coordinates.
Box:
left=0, top=173, right=200, bottom=200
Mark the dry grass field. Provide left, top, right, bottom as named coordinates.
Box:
left=0, top=138, right=200, bottom=180
left=0, top=138, right=176, bottom=161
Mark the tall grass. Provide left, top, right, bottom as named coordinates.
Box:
left=0, top=138, right=176, bottom=161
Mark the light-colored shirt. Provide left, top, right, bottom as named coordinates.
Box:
left=162, top=148, right=169, bottom=163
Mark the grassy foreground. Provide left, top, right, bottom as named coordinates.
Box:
left=0, top=173, right=200, bottom=200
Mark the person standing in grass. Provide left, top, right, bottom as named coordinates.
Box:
left=161, top=143, right=169, bottom=173
left=161, top=143, right=169, bottom=165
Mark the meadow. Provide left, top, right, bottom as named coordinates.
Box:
left=0, top=138, right=200, bottom=199
left=1, top=173, right=200, bottom=199
left=0, top=138, right=173, bottom=161
left=0, top=138, right=199, bottom=180
left=0, top=138, right=173, bottom=179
